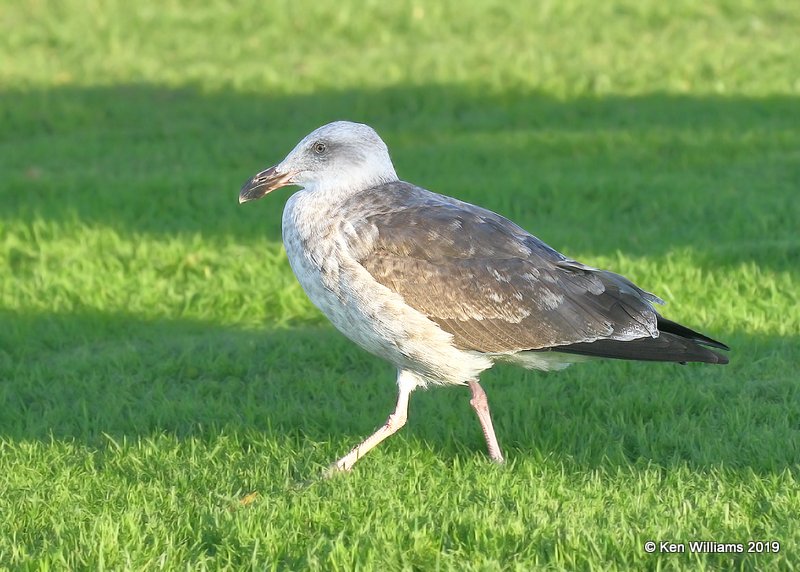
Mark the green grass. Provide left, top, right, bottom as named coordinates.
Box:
left=1, top=0, right=799, bottom=569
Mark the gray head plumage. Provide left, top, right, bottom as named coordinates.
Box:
left=239, top=121, right=399, bottom=203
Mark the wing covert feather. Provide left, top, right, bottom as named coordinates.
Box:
left=342, top=182, right=661, bottom=353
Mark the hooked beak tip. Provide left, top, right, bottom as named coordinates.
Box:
left=238, top=165, right=293, bottom=204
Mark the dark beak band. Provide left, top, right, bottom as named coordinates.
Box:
left=239, top=166, right=293, bottom=204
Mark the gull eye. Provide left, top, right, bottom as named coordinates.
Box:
left=313, top=141, right=326, bottom=154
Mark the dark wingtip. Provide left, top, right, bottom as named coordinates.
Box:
left=552, top=332, right=730, bottom=365
left=657, top=316, right=730, bottom=351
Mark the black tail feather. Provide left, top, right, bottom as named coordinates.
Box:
left=551, top=316, right=729, bottom=365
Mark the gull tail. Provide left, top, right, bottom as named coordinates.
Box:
left=552, top=317, right=729, bottom=365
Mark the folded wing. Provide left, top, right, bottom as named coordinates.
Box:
left=345, top=183, right=685, bottom=353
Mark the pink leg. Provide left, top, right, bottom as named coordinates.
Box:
left=468, top=380, right=505, bottom=463
left=327, top=370, right=418, bottom=474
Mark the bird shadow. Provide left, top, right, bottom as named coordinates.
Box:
left=1, top=83, right=798, bottom=275
left=2, top=82, right=798, bottom=477
left=1, top=308, right=797, bottom=476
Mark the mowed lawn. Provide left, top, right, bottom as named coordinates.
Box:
left=1, top=0, right=799, bottom=569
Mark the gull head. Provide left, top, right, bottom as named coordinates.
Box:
left=239, top=121, right=399, bottom=203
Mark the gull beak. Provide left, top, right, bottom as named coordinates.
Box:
left=238, top=165, right=294, bottom=204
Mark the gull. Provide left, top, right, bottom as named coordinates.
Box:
left=239, top=121, right=729, bottom=472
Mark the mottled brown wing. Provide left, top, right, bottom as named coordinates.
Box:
left=344, top=182, right=662, bottom=353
